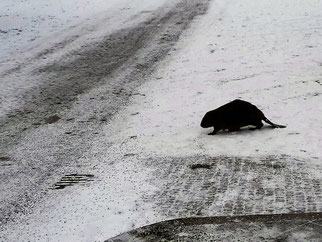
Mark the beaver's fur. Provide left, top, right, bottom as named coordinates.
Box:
left=201, top=99, right=286, bottom=135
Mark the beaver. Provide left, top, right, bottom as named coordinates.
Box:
left=201, top=99, right=286, bottom=135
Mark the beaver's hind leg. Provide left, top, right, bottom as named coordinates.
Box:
left=249, top=121, right=263, bottom=130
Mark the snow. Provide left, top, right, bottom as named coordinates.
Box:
left=0, top=0, right=166, bottom=62
left=1, top=0, right=322, bottom=241
left=112, top=0, right=322, bottom=160
left=102, top=0, right=322, bottom=236
left=0, top=0, right=168, bottom=118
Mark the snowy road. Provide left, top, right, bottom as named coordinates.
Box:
left=0, top=0, right=212, bottom=240
left=1, top=0, right=322, bottom=241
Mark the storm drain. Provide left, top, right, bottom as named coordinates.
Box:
left=52, top=174, right=94, bottom=189
left=190, top=164, right=212, bottom=170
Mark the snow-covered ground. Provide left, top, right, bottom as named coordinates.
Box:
left=0, top=0, right=166, bottom=62
left=1, top=0, right=322, bottom=241
left=0, top=0, right=171, bottom=119
left=120, top=0, right=322, bottom=160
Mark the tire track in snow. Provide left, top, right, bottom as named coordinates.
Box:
left=0, top=0, right=211, bottom=227
left=1, top=0, right=210, bottom=150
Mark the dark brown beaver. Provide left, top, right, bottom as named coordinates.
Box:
left=201, top=99, right=286, bottom=135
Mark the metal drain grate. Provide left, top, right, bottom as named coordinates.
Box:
left=53, top=174, right=94, bottom=189
left=190, top=164, right=212, bottom=170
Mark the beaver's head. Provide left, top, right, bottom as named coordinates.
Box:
left=200, top=112, right=213, bottom=128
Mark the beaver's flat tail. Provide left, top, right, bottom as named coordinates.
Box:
left=263, top=117, right=286, bottom=128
